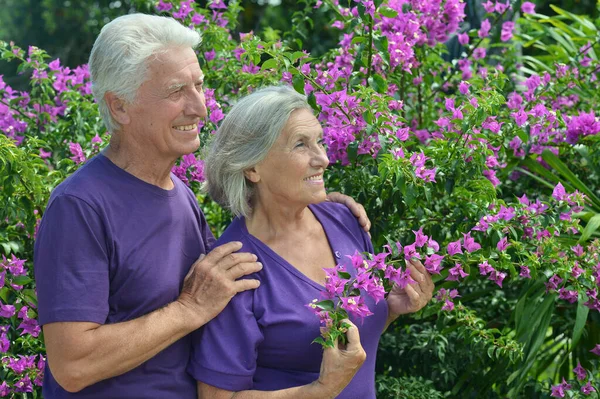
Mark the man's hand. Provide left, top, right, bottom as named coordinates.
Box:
left=326, top=192, right=371, bottom=233
left=314, top=320, right=367, bottom=399
left=177, top=241, right=262, bottom=327
left=387, top=259, right=434, bottom=321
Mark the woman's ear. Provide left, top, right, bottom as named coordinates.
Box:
left=105, top=92, right=131, bottom=126
left=244, top=166, right=260, bottom=183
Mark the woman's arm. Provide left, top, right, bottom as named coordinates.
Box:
left=197, top=322, right=366, bottom=399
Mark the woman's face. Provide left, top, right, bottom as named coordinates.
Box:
left=249, top=108, right=330, bottom=209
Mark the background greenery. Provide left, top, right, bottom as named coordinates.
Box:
left=2, top=0, right=600, bottom=398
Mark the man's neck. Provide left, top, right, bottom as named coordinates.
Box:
left=103, top=137, right=176, bottom=190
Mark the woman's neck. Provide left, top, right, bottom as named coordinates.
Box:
left=246, top=199, right=316, bottom=243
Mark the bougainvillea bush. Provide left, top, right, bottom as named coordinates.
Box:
left=1, top=0, right=600, bottom=397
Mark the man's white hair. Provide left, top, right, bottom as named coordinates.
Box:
left=89, top=13, right=201, bottom=132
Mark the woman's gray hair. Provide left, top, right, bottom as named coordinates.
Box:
left=89, top=13, right=201, bottom=133
left=205, top=86, right=312, bottom=217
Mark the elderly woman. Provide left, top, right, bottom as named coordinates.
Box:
left=187, top=86, right=433, bottom=398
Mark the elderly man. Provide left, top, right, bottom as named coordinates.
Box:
left=34, top=13, right=370, bottom=399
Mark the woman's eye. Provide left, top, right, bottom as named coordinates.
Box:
left=294, top=142, right=305, bottom=148
left=195, top=83, right=204, bottom=92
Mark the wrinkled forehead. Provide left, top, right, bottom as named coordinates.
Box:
left=144, top=47, right=204, bottom=86
left=282, top=109, right=323, bottom=138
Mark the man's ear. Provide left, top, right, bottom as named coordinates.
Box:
left=244, top=166, right=260, bottom=183
left=105, top=92, right=131, bottom=126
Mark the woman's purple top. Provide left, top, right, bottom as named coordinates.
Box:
left=188, top=201, right=388, bottom=398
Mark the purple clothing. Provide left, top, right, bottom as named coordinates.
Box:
left=34, top=154, right=215, bottom=399
left=188, top=202, right=387, bottom=398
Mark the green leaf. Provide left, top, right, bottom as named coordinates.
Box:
left=260, top=58, right=277, bottom=71
left=347, top=142, right=358, bottom=162
left=338, top=271, right=352, bottom=279
left=571, top=299, right=589, bottom=348
left=378, top=7, right=398, bottom=18
left=11, top=275, right=32, bottom=285
left=579, top=213, right=600, bottom=242
left=316, top=300, right=334, bottom=311
left=368, top=74, right=387, bottom=94
left=542, top=150, right=600, bottom=210
left=292, top=74, right=305, bottom=94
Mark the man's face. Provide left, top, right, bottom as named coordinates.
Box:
left=126, top=46, right=207, bottom=161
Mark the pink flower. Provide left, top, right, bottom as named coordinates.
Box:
left=442, top=299, right=454, bottom=311
left=573, top=362, right=587, bottom=380
left=478, top=19, right=491, bottom=38
left=479, top=261, right=494, bottom=276
left=403, top=243, right=421, bottom=260
left=458, top=33, right=469, bottom=46
left=520, top=265, right=531, bottom=278
left=447, top=263, right=469, bottom=282
left=501, top=21, right=515, bottom=41
left=521, top=1, right=535, bottom=14
left=459, top=81, right=470, bottom=95
left=589, top=344, right=600, bottom=356
left=384, top=264, right=413, bottom=287
left=551, top=378, right=571, bottom=398
left=340, top=296, right=373, bottom=321
left=413, top=227, right=428, bottom=248
left=490, top=270, right=506, bottom=288
left=462, top=232, right=481, bottom=253
left=0, top=301, right=16, bottom=318
left=473, top=47, right=486, bottom=60
left=447, top=240, right=463, bottom=256
left=427, top=238, right=440, bottom=252
left=424, top=254, right=444, bottom=275
left=496, top=237, right=510, bottom=252
left=552, top=183, right=567, bottom=201
left=581, top=381, right=595, bottom=395
left=68, top=142, right=86, bottom=164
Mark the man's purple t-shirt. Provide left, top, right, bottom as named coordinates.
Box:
left=34, top=153, right=215, bottom=399
left=188, top=202, right=387, bottom=398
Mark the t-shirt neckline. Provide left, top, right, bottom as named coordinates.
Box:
left=96, top=153, right=180, bottom=198
left=239, top=204, right=339, bottom=291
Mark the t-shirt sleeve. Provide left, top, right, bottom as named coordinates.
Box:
left=187, top=288, right=263, bottom=391
left=34, top=194, right=110, bottom=326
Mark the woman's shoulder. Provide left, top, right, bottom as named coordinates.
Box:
left=215, top=217, right=251, bottom=247
left=312, top=201, right=358, bottom=226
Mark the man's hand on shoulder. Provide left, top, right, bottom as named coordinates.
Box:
left=177, top=241, right=262, bottom=328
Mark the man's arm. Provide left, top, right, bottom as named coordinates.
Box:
left=43, top=242, right=262, bottom=392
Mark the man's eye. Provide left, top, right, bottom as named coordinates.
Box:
left=195, top=83, right=204, bottom=91
left=318, top=139, right=325, bottom=146
left=294, top=142, right=305, bottom=148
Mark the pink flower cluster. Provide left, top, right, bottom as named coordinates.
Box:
left=171, top=153, right=205, bottom=185
left=550, top=353, right=598, bottom=397
left=0, top=354, right=45, bottom=395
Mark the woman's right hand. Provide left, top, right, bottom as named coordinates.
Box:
left=315, top=320, right=367, bottom=398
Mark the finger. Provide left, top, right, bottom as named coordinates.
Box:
left=409, top=260, right=435, bottom=293
left=202, top=241, right=244, bottom=265
left=227, top=261, right=263, bottom=279
left=216, top=252, right=259, bottom=271
left=403, top=284, right=423, bottom=308
left=408, top=259, right=427, bottom=275
left=341, top=320, right=361, bottom=348
left=407, top=263, right=426, bottom=284
left=233, top=278, right=260, bottom=293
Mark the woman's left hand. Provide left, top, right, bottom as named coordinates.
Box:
left=387, top=259, right=434, bottom=320
left=326, top=192, right=371, bottom=234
